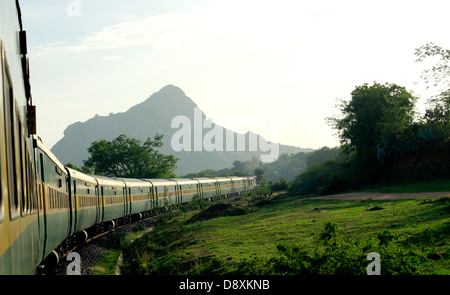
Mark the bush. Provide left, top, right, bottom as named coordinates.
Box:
left=236, top=223, right=430, bottom=275
left=269, top=178, right=289, bottom=192
left=186, top=194, right=209, bottom=210
left=225, top=206, right=251, bottom=216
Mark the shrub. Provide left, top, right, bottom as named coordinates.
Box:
left=236, top=223, right=429, bottom=275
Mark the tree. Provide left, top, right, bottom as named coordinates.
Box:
left=415, top=43, right=450, bottom=130
left=84, top=134, right=178, bottom=178
left=327, top=82, right=417, bottom=165
left=306, top=147, right=340, bottom=168
left=254, top=168, right=266, bottom=186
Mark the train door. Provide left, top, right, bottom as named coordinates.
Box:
left=95, top=185, right=100, bottom=224
left=37, top=152, right=47, bottom=262
left=127, top=187, right=131, bottom=215
left=100, top=186, right=104, bottom=222
left=71, top=179, right=77, bottom=232
left=149, top=186, right=154, bottom=208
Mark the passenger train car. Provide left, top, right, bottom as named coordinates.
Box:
left=0, top=0, right=257, bottom=275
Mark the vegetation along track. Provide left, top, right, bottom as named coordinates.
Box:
left=49, top=217, right=157, bottom=275
left=50, top=192, right=450, bottom=275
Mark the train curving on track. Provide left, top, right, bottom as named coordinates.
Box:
left=0, top=1, right=256, bottom=275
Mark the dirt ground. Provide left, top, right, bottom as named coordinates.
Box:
left=305, top=191, right=450, bottom=201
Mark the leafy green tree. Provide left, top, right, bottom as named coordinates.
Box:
left=306, top=147, right=340, bottom=168
left=415, top=43, right=450, bottom=130
left=84, top=134, right=178, bottom=178
left=254, top=168, right=266, bottom=186
left=262, top=152, right=308, bottom=182
left=327, top=82, right=417, bottom=165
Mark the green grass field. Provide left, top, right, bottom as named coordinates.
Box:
left=110, top=192, right=449, bottom=275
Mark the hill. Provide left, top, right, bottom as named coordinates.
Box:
left=51, top=85, right=312, bottom=175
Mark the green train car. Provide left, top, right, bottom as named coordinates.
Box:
left=214, top=177, right=233, bottom=196
left=0, top=0, right=38, bottom=274
left=118, top=178, right=153, bottom=220
left=67, top=167, right=99, bottom=241
left=0, top=0, right=257, bottom=275
left=171, top=178, right=200, bottom=204
left=95, top=175, right=127, bottom=227
left=143, top=179, right=180, bottom=207
left=230, top=177, right=246, bottom=195
left=34, top=137, right=71, bottom=268
left=193, top=178, right=219, bottom=199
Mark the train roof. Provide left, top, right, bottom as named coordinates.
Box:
left=191, top=178, right=218, bottom=183
left=33, top=136, right=67, bottom=174
left=116, top=178, right=152, bottom=188
left=66, top=167, right=97, bottom=184
left=229, top=176, right=246, bottom=181
left=143, top=179, right=178, bottom=186
left=170, top=178, right=199, bottom=185
left=94, top=175, right=125, bottom=187
left=213, top=177, right=233, bottom=182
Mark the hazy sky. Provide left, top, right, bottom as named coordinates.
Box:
left=20, top=0, right=450, bottom=150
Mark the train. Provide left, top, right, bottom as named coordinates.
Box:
left=0, top=1, right=257, bottom=275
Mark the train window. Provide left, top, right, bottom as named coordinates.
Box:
left=25, top=151, right=32, bottom=214
left=3, top=63, right=20, bottom=220
left=38, top=183, right=42, bottom=212
left=39, top=153, right=44, bottom=182
left=19, top=120, right=28, bottom=216
left=27, top=152, right=36, bottom=214
left=73, top=180, right=77, bottom=196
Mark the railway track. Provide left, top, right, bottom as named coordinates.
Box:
left=49, top=216, right=158, bottom=275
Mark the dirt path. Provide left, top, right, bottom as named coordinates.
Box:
left=305, top=191, right=450, bottom=201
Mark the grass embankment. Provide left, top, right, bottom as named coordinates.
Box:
left=96, top=190, right=450, bottom=275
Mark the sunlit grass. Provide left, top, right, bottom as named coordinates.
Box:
left=118, top=194, right=449, bottom=275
